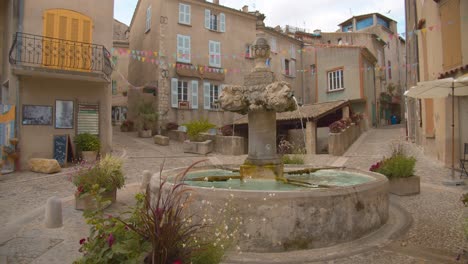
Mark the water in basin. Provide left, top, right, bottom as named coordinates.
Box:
left=181, top=169, right=375, bottom=191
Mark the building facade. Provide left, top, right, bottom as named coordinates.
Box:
left=405, top=0, right=468, bottom=167
left=112, top=19, right=130, bottom=125
left=1, top=0, right=113, bottom=169
left=128, top=0, right=259, bottom=129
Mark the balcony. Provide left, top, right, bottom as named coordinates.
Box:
left=9, top=32, right=112, bottom=82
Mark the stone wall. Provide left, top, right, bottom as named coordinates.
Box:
left=328, top=122, right=367, bottom=156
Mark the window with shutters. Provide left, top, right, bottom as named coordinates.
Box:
left=281, top=58, right=296, bottom=77
left=209, top=41, right=221, bottom=67
left=145, top=5, right=152, bottom=32
left=209, top=84, right=220, bottom=109
left=177, top=34, right=191, bottom=63
left=179, top=3, right=191, bottom=25
left=42, top=9, right=93, bottom=71
left=327, top=68, right=344, bottom=92
left=178, top=80, right=188, bottom=103
left=171, top=78, right=198, bottom=109
left=204, top=9, right=225, bottom=32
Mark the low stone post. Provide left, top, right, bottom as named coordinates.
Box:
left=141, top=170, right=152, bottom=191
left=45, top=196, right=62, bottom=228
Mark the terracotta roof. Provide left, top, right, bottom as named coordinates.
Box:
left=438, top=64, right=468, bottom=79
left=233, top=100, right=349, bottom=125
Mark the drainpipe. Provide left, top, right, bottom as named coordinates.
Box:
left=14, top=0, right=24, bottom=158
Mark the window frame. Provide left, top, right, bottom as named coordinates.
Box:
left=327, top=67, right=345, bottom=92
left=209, top=83, right=220, bottom=109
left=178, top=3, right=191, bottom=25
left=177, top=80, right=189, bottom=103
left=177, top=34, right=191, bottom=63
left=145, top=5, right=151, bottom=33
left=209, top=40, right=221, bottom=67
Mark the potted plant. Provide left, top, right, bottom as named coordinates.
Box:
left=183, top=118, right=216, bottom=154
left=120, top=120, right=134, bottom=132
left=370, top=142, right=419, bottom=195
left=74, top=133, right=101, bottom=162
left=137, top=102, right=158, bottom=138
left=72, top=155, right=125, bottom=210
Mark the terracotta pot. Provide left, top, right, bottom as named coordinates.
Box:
left=81, top=151, right=97, bottom=162
left=75, top=188, right=117, bottom=211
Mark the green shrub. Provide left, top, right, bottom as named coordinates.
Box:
left=376, top=154, right=416, bottom=178
left=72, top=155, right=125, bottom=196
left=74, top=133, right=100, bottom=152
left=137, top=102, right=158, bottom=131
left=184, top=118, right=216, bottom=142
left=282, top=155, right=305, bottom=165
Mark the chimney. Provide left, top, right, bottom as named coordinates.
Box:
left=213, top=0, right=219, bottom=4
left=242, top=5, right=249, bottom=12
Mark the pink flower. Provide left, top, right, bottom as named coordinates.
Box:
left=173, top=260, right=182, bottom=264
left=107, top=233, right=115, bottom=247
left=79, top=238, right=86, bottom=245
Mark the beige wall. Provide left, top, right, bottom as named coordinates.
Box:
left=316, top=47, right=361, bottom=102
left=18, top=76, right=111, bottom=168
left=1, top=0, right=17, bottom=105
left=111, top=42, right=130, bottom=107
left=22, top=0, right=113, bottom=48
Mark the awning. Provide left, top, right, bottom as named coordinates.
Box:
left=404, top=73, right=468, bottom=99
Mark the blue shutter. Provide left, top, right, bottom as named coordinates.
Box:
left=191, top=80, right=198, bottom=109
left=171, top=78, right=178, bottom=108
left=203, top=82, right=211, bottom=109
left=204, top=9, right=210, bottom=29
left=220, top=13, right=225, bottom=32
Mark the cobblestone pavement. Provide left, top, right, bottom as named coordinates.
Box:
left=0, top=125, right=466, bottom=263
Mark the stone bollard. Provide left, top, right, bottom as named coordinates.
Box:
left=141, top=170, right=152, bottom=191
left=45, top=196, right=62, bottom=228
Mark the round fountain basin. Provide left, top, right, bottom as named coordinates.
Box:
left=149, top=166, right=389, bottom=252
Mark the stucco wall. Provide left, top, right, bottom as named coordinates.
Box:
left=22, top=0, right=113, bottom=49
left=18, top=76, right=111, bottom=168
left=316, top=47, right=361, bottom=102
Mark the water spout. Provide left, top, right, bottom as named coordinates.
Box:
left=292, top=96, right=306, bottom=152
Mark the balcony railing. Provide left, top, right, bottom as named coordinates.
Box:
left=9, top=32, right=112, bottom=78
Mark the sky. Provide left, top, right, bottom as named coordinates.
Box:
left=114, top=0, right=406, bottom=35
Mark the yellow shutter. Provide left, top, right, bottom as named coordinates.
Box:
left=42, top=9, right=93, bottom=71
left=440, top=0, right=461, bottom=70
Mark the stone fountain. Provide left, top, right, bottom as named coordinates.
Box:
left=218, top=37, right=296, bottom=181
left=150, top=38, right=389, bottom=252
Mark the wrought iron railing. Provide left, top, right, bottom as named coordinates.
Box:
left=9, top=32, right=112, bottom=77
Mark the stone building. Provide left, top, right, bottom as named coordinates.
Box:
left=405, top=0, right=468, bottom=167
left=1, top=0, right=113, bottom=169
left=111, top=19, right=130, bottom=125
left=127, top=0, right=259, bottom=129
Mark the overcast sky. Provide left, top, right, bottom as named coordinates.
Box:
left=114, top=0, right=406, bottom=34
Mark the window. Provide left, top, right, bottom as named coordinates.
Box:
left=245, top=44, right=254, bottom=58
left=203, top=82, right=223, bottom=109
left=209, top=41, right=221, bottom=67
left=327, top=68, right=344, bottom=91
left=171, top=78, right=198, bottom=109
left=205, top=9, right=225, bottom=32
left=270, top=37, right=277, bottom=53
left=179, top=3, right=191, bottom=25
left=387, top=60, right=392, bottom=79
left=290, top=44, right=296, bottom=59
left=281, top=58, right=296, bottom=77
left=112, top=80, right=117, bottom=95
left=310, top=64, right=316, bottom=76
left=177, top=34, right=191, bottom=63
left=145, top=5, right=151, bottom=32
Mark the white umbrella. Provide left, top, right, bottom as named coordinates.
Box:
left=405, top=73, right=468, bottom=185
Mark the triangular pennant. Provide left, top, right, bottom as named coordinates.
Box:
left=153, top=51, right=158, bottom=57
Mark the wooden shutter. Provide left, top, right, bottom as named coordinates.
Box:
left=205, top=9, right=210, bottom=29
left=179, top=4, right=184, bottom=23
left=77, top=103, right=99, bottom=135
left=186, top=5, right=191, bottom=24
left=203, top=82, right=211, bottom=109
left=209, top=41, right=215, bottom=65
left=215, top=42, right=221, bottom=66
left=191, top=80, right=198, bottom=109
left=290, top=60, right=296, bottom=77
left=440, top=0, right=461, bottom=70
left=281, top=57, right=286, bottom=74
left=185, top=36, right=190, bottom=62
left=43, top=11, right=56, bottom=66
left=171, top=78, right=178, bottom=108
left=220, top=13, right=225, bottom=32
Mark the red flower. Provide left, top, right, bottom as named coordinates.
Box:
left=173, top=260, right=182, bottom=264
left=107, top=233, right=115, bottom=247
left=79, top=238, right=86, bottom=245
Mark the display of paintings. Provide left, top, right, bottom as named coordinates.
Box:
left=22, top=105, right=53, bottom=125
left=55, top=100, right=74, bottom=129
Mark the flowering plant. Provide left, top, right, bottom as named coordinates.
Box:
left=329, top=120, right=347, bottom=133
left=71, top=155, right=125, bottom=197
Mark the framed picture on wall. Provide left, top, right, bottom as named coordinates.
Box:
left=55, top=100, right=74, bottom=129
left=22, top=105, right=53, bottom=125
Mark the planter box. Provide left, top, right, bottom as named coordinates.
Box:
left=183, top=140, right=213, bottom=155
left=138, top=129, right=152, bottom=138
left=75, top=189, right=116, bottom=211
left=214, top=135, right=246, bottom=155
left=81, top=151, right=97, bottom=163
left=328, top=132, right=345, bottom=156
left=389, top=176, right=420, bottom=196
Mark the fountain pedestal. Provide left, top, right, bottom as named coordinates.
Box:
left=241, top=110, right=283, bottom=180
